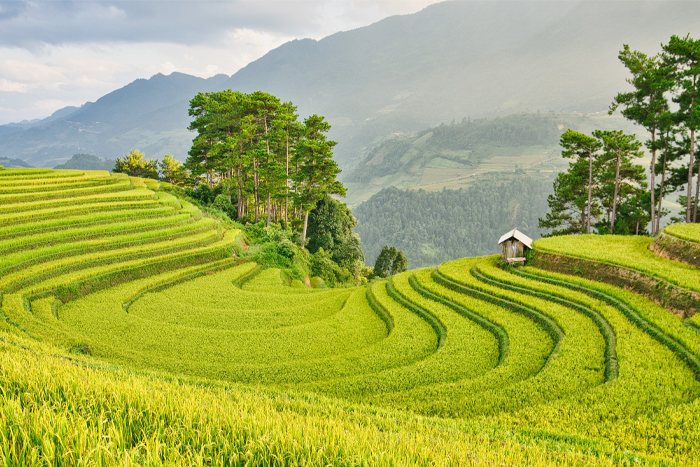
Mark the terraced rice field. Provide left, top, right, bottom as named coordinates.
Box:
left=535, top=234, right=700, bottom=293
left=2, top=168, right=700, bottom=466
left=665, top=222, right=700, bottom=243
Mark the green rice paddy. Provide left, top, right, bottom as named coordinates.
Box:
left=1, top=168, right=699, bottom=466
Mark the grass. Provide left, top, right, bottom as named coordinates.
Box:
left=2, top=330, right=652, bottom=467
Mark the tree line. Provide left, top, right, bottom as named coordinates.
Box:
left=186, top=90, right=344, bottom=243
left=541, top=34, right=700, bottom=236
left=113, top=90, right=344, bottom=244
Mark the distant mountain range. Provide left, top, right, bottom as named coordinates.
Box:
left=1, top=0, right=698, bottom=174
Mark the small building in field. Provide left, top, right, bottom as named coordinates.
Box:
left=498, top=229, right=533, bottom=264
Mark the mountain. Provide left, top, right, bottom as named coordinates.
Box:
left=0, top=157, right=32, bottom=168
left=1, top=1, right=698, bottom=173
left=222, top=0, right=700, bottom=169
left=0, top=73, right=228, bottom=168
left=0, top=105, right=90, bottom=139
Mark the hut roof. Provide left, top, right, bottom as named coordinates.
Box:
left=498, top=229, right=533, bottom=249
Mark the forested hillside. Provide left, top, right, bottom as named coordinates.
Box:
left=354, top=178, right=551, bottom=268
left=54, top=154, right=115, bottom=171
left=346, top=113, right=588, bottom=183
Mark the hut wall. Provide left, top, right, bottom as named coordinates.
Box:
left=502, top=240, right=525, bottom=260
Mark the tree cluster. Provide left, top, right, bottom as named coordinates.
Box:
left=306, top=195, right=364, bottom=271
left=113, top=150, right=188, bottom=185
left=542, top=34, right=700, bottom=235
left=539, top=129, right=648, bottom=235
left=373, top=246, right=407, bottom=278
left=185, top=90, right=344, bottom=243
left=610, top=35, right=700, bottom=232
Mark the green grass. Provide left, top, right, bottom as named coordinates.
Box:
left=518, top=265, right=700, bottom=376
left=130, top=267, right=348, bottom=331
left=397, top=265, right=554, bottom=418
left=15, top=229, right=240, bottom=295
left=0, top=187, right=157, bottom=214
left=430, top=257, right=606, bottom=410
left=0, top=177, right=131, bottom=203
left=0, top=213, right=194, bottom=252
left=0, top=218, right=215, bottom=271
left=472, top=260, right=619, bottom=382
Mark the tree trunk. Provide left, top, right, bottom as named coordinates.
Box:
left=650, top=128, right=657, bottom=235
left=611, top=150, right=622, bottom=234
left=694, top=156, right=699, bottom=222
left=302, top=210, right=309, bottom=245
left=285, top=134, right=289, bottom=229
left=688, top=128, right=695, bottom=223
left=656, top=137, right=668, bottom=234
left=587, top=149, right=594, bottom=234
left=693, top=128, right=699, bottom=223
left=266, top=192, right=271, bottom=227
left=253, top=157, right=259, bottom=223
left=688, top=75, right=696, bottom=223
left=236, top=162, right=244, bottom=220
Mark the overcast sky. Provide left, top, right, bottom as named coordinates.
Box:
left=0, top=0, right=444, bottom=125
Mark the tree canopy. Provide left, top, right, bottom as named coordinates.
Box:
left=185, top=90, right=345, bottom=239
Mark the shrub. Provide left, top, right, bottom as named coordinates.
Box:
left=213, top=194, right=237, bottom=219
left=311, top=248, right=352, bottom=287
left=310, top=276, right=326, bottom=288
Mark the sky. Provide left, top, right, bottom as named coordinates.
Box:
left=0, top=0, right=445, bottom=125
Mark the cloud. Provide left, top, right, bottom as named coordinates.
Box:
left=0, top=0, right=445, bottom=49
left=0, top=78, right=28, bottom=93
left=0, top=0, right=445, bottom=124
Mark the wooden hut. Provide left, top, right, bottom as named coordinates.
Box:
left=498, top=229, right=533, bottom=264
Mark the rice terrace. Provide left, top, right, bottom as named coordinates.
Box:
left=0, top=165, right=699, bottom=465
left=3, top=2, right=700, bottom=466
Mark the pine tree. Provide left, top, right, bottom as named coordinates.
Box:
left=611, top=45, right=673, bottom=234
left=663, top=34, right=700, bottom=223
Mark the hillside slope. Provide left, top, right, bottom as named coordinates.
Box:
left=222, top=0, right=700, bottom=167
